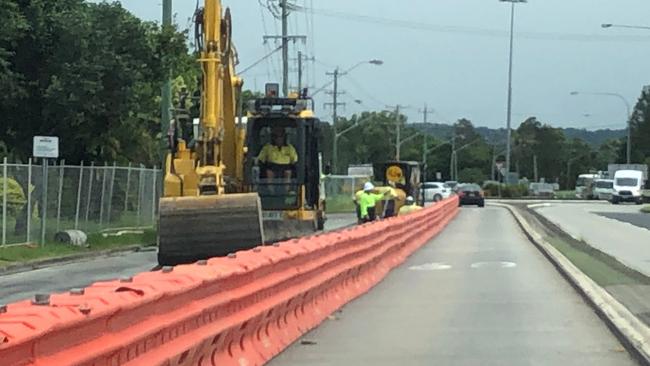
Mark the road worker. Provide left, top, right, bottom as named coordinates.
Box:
left=398, top=196, right=423, bottom=216
left=257, top=126, right=298, bottom=181
left=358, top=182, right=389, bottom=223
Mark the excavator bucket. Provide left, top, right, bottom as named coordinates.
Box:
left=262, top=219, right=317, bottom=244
left=157, top=193, right=264, bottom=266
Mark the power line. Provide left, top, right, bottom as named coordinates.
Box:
left=292, top=6, right=650, bottom=43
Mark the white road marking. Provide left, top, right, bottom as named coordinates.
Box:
left=408, top=262, right=452, bottom=271
left=470, top=261, right=517, bottom=269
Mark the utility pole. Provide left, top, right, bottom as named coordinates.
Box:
left=386, top=104, right=410, bottom=161
left=420, top=104, right=435, bottom=164
left=281, top=0, right=289, bottom=96
left=161, top=0, right=172, bottom=160
left=297, top=51, right=303, bottom=93
left=263, top=1, right=306, bottom=97
left=451, top=137, right=457, bottom=181
left=533, top=154, right=538, bottom=182
left=325, top=68, right=346, bottom=173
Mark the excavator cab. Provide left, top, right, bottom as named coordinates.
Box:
left=374, top=161, right=423, bottom=217
left=245, top=95, right=325, bottom=242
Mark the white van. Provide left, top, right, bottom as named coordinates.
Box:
left=612, top=170, right=644, bottom=204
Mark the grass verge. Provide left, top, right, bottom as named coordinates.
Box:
left=641, top=205, right=650, bottom=214
left=0, top=229, right=156, bottom=268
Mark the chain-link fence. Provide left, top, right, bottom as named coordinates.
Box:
left=0, top=158, right=161, bottom=246
left=324, top=175, right=372, bottom=213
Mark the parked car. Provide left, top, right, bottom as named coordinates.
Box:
left=444, top=181, right=459, bottom=192
left=592, top=179, right=614, bottom=201
left=423, top=182, right=451, bottom=202
left=529, top=182, right=555, bottom=198
left=458, top=184, right=485, bottom=207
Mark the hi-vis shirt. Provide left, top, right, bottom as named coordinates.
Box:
left=257, top=144, right=298, bottom=165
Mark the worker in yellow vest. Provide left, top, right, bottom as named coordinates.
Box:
left=398, top=196, right=423, bottom=216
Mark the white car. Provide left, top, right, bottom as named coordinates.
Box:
left=423, top=182, right=451, bottom=202
left=592, top=179, right=614, bottom=200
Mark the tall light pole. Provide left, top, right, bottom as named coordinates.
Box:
left=500, top=0, right=527, bottom=181
left=570, top=91, right=632, bottom=164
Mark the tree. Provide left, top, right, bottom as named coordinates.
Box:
left=0, top=1, right=191, bottom=166
left=629, top=86, right=650, bottom=164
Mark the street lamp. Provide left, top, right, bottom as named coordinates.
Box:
left=601, top=23, right=650, bottom=30
left=500, top=0, right=527, bottom=183
left=332, top=114, right=374, bottom=174
left=312, top=59, right=384, bottom=97
left=570, top=91, right=632, bottom=164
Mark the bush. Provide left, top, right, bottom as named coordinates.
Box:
left=481, top=183, right=528, bottom=198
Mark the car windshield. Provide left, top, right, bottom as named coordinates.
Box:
left=616, top=178, right=638, bottom=187
left=575, top=177, right=588, bottom=187
left=595, top=181, right=613, bottom=189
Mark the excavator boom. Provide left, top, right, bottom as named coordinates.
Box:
left=157, top=0, right=263, bottom=266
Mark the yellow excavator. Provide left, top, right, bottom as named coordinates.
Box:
left=158, top=1, right=324, bottom=266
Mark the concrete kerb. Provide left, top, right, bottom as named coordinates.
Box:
left=0, top=245, right=154, bottom=276
left=490, top=202, right=650, bottom=365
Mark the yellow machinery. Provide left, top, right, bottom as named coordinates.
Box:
left=158, top=1, right=325, bottom=265
left=243, top=90, right=326, bottom=243
left=158, top=1, right=263, bottom=266
left=375, top=161, right=422, bottom=217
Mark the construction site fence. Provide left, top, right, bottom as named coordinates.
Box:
left=0, top=157, right=162, bottom=246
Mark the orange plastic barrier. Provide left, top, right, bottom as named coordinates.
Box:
left=0, top=197, right=458, bottom=366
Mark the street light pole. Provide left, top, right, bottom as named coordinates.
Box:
left=570, top=91, right=632, bottom=164
left=500, top=0, right=527, bottom=181
left=602, top=23, right=650, bottom=30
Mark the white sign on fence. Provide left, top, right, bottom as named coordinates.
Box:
left=33, top=136, right=60, bottom=158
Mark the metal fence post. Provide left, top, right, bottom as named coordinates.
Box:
left=84, top=162, right=95, bottom=229
left=136, top=165, right=144, bottom=227
left=74, top=161, right=84, bottom=230
left=151, top=166, right=157, bottom=225
left=106, top=162, right=116, bottom=225
left=27, top=158, right=32, bottom=243
left=56, top=159, right=65, bottom=232
left=2, top=157, right=7, bottom=246
left=40, top=158, right=49, bottom=246
left=124, top=162, right=132, bottom=214
left=99, top=162, right=107, bottom=225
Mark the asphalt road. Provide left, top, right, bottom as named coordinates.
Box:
left=270, top=206, right=636, bottom=366
left=0, top=214, right=356, bottom=304
left=536, top=203, right=650, bottom=277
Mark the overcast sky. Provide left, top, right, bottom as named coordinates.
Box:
left=115, top=0, right=650, bottom=130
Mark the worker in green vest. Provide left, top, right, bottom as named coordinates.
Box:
left=358, top=182, right=388, bottom=223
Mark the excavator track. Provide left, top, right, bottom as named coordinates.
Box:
left=158, top=193, right=264, bottom=266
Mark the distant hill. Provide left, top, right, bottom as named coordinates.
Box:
left=410, top=123, right=625, bottom=147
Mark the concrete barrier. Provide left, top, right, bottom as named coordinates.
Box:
left=0, top=197, right=458, bottom=366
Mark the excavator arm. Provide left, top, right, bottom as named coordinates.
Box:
left=157, top=0, right=264, bottom=266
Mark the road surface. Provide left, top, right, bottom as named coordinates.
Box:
left=536, top=203, right=650, bottom=277
left=270, top=206, right=636, bottom=366
left=0, top=214, right=356, bottom=304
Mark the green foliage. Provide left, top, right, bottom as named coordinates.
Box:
left=0, top=1, right=193, bottom=166
left=500, top=184, right=529, bottom=198
left=0, top=177, right=26, bottom=216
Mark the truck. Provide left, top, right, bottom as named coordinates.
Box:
left=575, top=173, right=601, bottom=199
left=608, top=164, right=648, bottom=182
